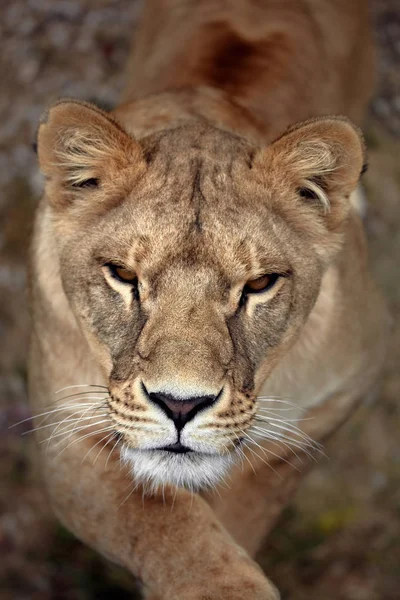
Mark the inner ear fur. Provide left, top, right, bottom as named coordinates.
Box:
left=253, top=116, right=366, bottom=226
left=37, top=99, right=145, bottom=206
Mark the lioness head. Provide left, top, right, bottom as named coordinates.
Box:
left=37, top=100, right=364, bottom=489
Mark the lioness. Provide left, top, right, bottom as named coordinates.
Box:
left=29, top=0, right=389, bottom=598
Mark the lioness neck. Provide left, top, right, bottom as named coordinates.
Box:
left=116, top=0, right=374, bottom=141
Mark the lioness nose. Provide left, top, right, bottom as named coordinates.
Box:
left=148, top=391, right=217, bottom=431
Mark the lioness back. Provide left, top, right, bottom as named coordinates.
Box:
left=121, top=0, right=374, bottom=137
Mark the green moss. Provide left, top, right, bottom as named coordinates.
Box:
left=260, top=507, right=326, bottom=568
left=315, top=506, right=355, bottom=536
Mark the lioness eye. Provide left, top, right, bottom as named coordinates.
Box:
left=107, top=264, right=137, bottom=284
left=244, top=273, right=279, bottom=294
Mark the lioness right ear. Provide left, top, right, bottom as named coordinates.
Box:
left=253, top=117, right=366, bottom=230
left=37, top=99, right=145, bottom=207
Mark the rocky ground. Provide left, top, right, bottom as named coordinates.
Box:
left=0, top=1, right=399, bottom=599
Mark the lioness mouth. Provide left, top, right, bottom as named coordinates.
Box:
left=160, top=443, right=193, bottom=454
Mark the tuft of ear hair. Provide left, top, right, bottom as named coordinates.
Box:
left=36, top=99, right=145, bottom=207
left=253, top=116, right=366, bottom=226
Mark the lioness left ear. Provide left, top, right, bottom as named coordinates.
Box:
left=37, top=99, right=145, bottom=207
left=253, top=117, right=366, bottom=227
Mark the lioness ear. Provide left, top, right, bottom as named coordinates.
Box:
left=253, top=117, right=366, bottom=228
left=37, top=99, right=145, bottom=207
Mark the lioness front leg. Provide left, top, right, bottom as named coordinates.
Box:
left=207, top=391, right=362, bottom=558
left=40, top=433, right=278, bottom=600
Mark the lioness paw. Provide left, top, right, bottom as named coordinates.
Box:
left=171, top=569, right=280, bottom=600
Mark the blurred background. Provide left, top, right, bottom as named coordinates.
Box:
left=0, top=1, right=399, bottom=599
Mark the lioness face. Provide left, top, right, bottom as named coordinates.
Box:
left=37, top=101, right=364, bottom=489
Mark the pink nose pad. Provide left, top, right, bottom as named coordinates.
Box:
left=147, top=391, right=218, bottom=431
left=162, top=397, right=202, bottom=416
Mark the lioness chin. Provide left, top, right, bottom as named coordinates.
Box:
left=29, top=0, right=388, bottom=598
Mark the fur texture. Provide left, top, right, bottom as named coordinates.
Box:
left=29, top=1, right=388, bottom=598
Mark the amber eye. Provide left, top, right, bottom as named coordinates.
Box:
left=243, top=273, right=280, bottom=295
left=107, top=264, right=138, bottom=284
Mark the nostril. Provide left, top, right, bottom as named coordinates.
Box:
left=147, top=391, right=218, bottom=430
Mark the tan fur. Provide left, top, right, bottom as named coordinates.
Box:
left=29, top=1, right=388, bottom=598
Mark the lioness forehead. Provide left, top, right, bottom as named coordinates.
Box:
left=95, top=123, right=286, bottom=280
left=140, top=121, right=253, bottom=168
left=133, top=123, right=257, bottom=224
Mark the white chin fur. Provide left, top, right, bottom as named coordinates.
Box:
left=121, top=447, right=235, bottom=492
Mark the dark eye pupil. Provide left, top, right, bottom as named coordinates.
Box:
left=108, top=264, right=137, bottom=284
left=247, top=275, right=270, bottom=291
left=298, top=187, right=319, bottom=201
left=244, top=273, right=279, bottom=295
left=72, top=177, right=99, bottom=189
left=116, top=267, right=135, bottom=281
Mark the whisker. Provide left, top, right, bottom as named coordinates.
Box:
left=256, top=397, right=303, bottom=409
left=256, top=414, right=315, bottom=424
left=252, top=426, right=310, bottom=450
left=9, top=402, right=106, bottom=429
left=215, top=473, right=231, bottom=492
left=118, top=467, right=140, bottom=496
left=56, top=417, right=112, bottom=446
left=251, top=425, right=315, bottom=452
left=50, top=412, right=108, bottom=446
left=45, top=405, right=108, bottom=445
left=254, top=417, right=320, bottom=444
left=48, top=391, right=109, bottom=406
left=56, top=404, right=107, bottom=442
left=105, top=434, right=122, bottom=469
left=234, top=433, right=255, bottom=474
left=234, top=446, right=245, bottom=472
left=253, top=433, right=304, bottom=464
left=160, top=483, right=166, bottom=507
left=251, top=426, right=321, bottom=460
left=254, top=417, right=321, bottom=451
left=39, top=400, right=106, bottom=422
left=81, top=431, right=113, bottom=465
left=118, top=480, right=139, bottom=509
left=272, top=432, right=309, bottom=461
left=23, top=413, right=109, bottom=436
left=93, top=432, right=117, bottom=466
left=257, top=406, right=303, bottom=413
left=234, top=440, right=252, bottom=472
left=43, top=400, right=107, bottom=420
left=208, top=476, right=226, bottom=500
left=55, top=384, right=108, bottom=394
left=110, top=421, right=166, bottom=436
left=241, top=429, right=301, bottom=470
left=41, top=419, right=112, bottom=445
left=257, top=395, right=293, bottom=400
left=242, top=441, right=282, bottom=479
left=171, top=485, right=178, bottom=512
left=54, top=425, right=116, bottom=460
left=48, top=394, right=108, bottom=407
left=242, top=428, right=301, bottom=465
